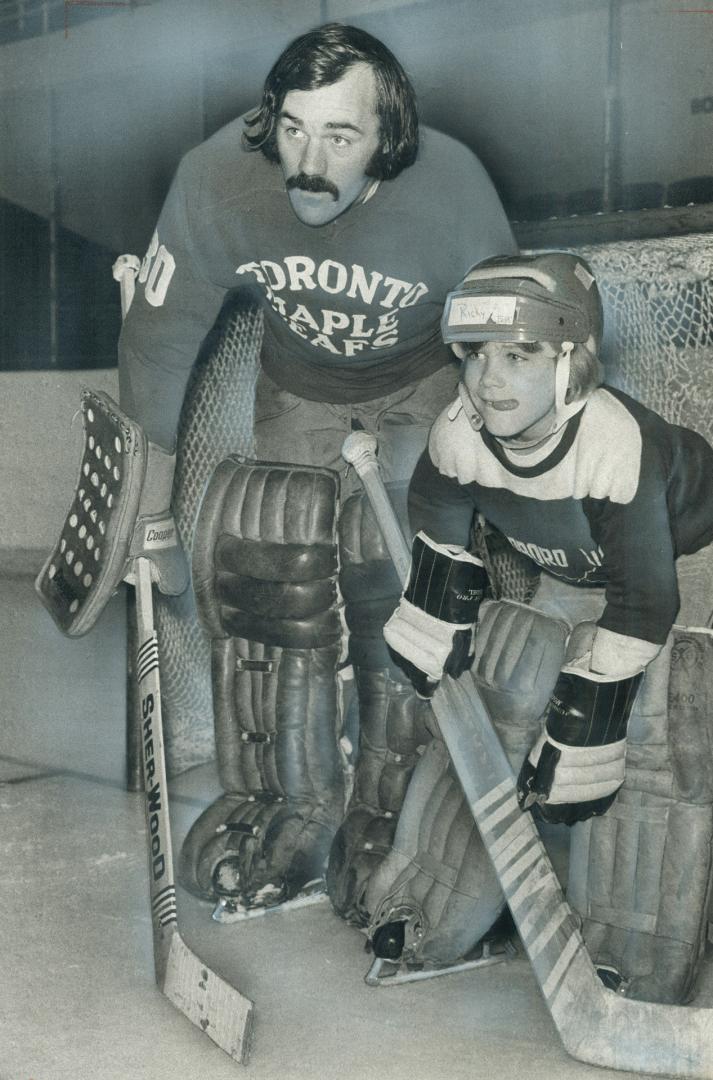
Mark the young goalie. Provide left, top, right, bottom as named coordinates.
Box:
left=378, top=252, right=713, bottom=1001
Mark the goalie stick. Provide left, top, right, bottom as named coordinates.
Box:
left=342, top=429, right=713, bottom=1080
left=114, top=256, right=254, bottom=1065
left=134, top=557, right=253, bottom=1063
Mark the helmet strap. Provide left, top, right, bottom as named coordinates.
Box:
left=494, top=341, right=584, bottom=452
left=536, top=341, right=588, bottom=439
left=457, top=380, right=484, bottom=431
left=555, top=342, right=573, bottom=413
left=454, top=341, right=588, bottom=446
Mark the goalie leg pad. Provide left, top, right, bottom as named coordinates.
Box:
left=179, top=457, right=344, bottom=904
left=365, top=737, right=506, bottom=965
left=36, top=390, right=188, bottom=636
left=327, top=488, right=432, bottom=923
left=568, top=628, right=713, bottom=1003
left=327, top=666, right=431, bottom=923
left=471, top=599, right=569, bottom=766
left=364, top=600, right=568, bottom=965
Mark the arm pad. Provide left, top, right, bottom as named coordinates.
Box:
left=517, top=664, right=644, bottom=824
left=404, top=531, right=486, bottom=623
left=383, top=531, right=487, bottom=697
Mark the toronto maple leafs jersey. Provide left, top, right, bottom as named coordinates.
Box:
left=118, top=117, right=516, bottom=449
left=409, top=386, right=713, bottom=651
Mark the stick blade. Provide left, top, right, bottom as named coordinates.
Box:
left=161, top=932, right=254, bottom=1064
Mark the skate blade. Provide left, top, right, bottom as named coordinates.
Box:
left=211, top=880, right=329, bottom=923
left=365, top=938, right=517, bottom=987
left=161, top=931, right=254, bottom=1063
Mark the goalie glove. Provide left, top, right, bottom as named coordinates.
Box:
left=36, top=390, right=189, bottom=636
left=383, top=531, right=487, bottom=698
left=517, top=662, right=643, bottom=826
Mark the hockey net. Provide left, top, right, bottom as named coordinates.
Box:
left=154, top=294, right=261, bottom=773
left=154, top=231, right=713, bottom=775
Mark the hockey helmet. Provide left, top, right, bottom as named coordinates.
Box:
left=441, top=252, right=603, bottom=351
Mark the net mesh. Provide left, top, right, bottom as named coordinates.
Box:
left=481, top=234, right=713, bottom=611
left=154, top=233, right=713, bottom=774
left=579, top=235, right=713, bottom=439
left=155, top=293, right=261, bottom=773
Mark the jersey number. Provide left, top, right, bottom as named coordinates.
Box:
left=139, top=231, right=176, bottom=307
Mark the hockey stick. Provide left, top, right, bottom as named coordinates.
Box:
left=342, top=430, right=713, bottom=1080
left=114, top=256, right=254, bottom=1064
left=112, top=254, right=141, bottom=318
left=134, top=558, right=253, bottom=1062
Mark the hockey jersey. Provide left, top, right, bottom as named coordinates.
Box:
left=118, top=118, right=516, bottom=449
left=409, top=386, right=713, bottom=660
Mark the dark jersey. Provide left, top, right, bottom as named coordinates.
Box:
left=118, top=118, right=516, bottom=449
left=409, top=386, right=713, bottom=653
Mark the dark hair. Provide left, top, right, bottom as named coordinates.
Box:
left=242, top=23, right=419, bottom=180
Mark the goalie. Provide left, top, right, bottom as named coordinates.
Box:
left=36, top=23, right=516, bottom=917
left=373, top=251, right=713, bottom=1003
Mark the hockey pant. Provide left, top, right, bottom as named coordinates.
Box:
left=327, top=487, right=433, bottom=923
left=365, top=600, right=569, bottom=965
left=568, top=626, right=713, bottom=1003
left=178, top=458, right=345, bottom=906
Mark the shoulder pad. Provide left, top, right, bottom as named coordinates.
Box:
left=429, top=401, right=484, bottom=485
left=575, top=390, right=642, bottom=504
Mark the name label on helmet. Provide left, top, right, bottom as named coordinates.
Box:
left=448, top=295, right=517, bottom=329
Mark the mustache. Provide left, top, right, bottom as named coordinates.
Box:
left=286, top=173, right=339, bottom=200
